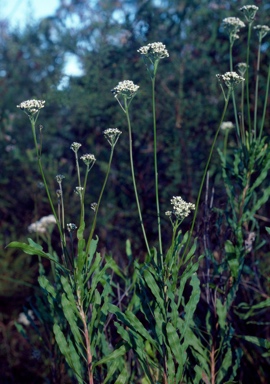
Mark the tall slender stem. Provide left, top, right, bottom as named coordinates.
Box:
left=183, top=93, right=231, bottom=256
left=151, top=77, right=163, bottom=264
left=124, top=99, right=151, bottom=256
left=30, top=118, right=65, bottom=246
left=253, top=39, right=262, bottom=139
left=85, top=147, right=114, bottom=257
left=258, top=63, right=270, bottom=141
left=246, top=23, right=252, bottom=139
left=229, top=44, right=240, bottom=139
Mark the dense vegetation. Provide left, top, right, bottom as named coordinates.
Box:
left=0, top=1, right=269, bottom=383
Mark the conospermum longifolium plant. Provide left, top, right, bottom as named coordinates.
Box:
left=8, top=6, right=270, bottom=381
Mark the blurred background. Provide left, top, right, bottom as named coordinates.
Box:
left=0, top=0, right=269, bottom=382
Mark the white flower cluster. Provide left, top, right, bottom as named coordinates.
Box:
left=167, top=196, right=195, bottom=220
left=55, top=174, right=65, bottom=184
left=111, top=80, right=139, bottom=99
left=240, top=5, right=259, bottom=22
left=18, top=310, right=34, bottom=326
left=216, top=72, right=245, bottom=89
left=67, top=223, right=77, bottom=232
left=254, top=25, right=270, bottom=40
left=103, top=128, right=122, bottom=146
left=17, top=99, right=45, bottom=116
left=75, top=186, right=84, bottom=194
left=70, top=142, right=82, bottom=152
left=80, top=153, right=96, bottom=166
left=222, top=17, right=245, bottom=41
left=236, top=62, right=248, bottom=76
left=28, top=214, right=56, bottom=234
left=221, top=121, right=234, bottom=130
left=91, top=202, right=97, bottom=212
left=137, top=42, right=169, bottom=60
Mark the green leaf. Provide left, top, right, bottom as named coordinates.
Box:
left=181, top=273, right=200, bottom=339
left=238, top=335, right=270, bottom=349
left=61, top=294, right=83, bottom=347
left=60, top=276, right=78, bottom=312
left=68, top=337, right=85, bottom=384
left=166, top=322, right=184, bottom=370
left=225, top=240, right=239, bottom=279
left=266, top=227, right=270, bottom=235
left=38, top=275, right=57, bottom=299
left=115, top=366, right=129, bottom=384
left=109, top=304, right=157, bottom=349
left=94, top=345, right=126, bottom=367
left=194, top=365, right=210, bottom=384
left=216, top=298, right=227, bottom=332
left=216, top=346, right=232, bottom=384
left=7, top=241, right=60, bottom=266
left=143, top=268, right=166, bottom=318
left=53, top=324, right=84, bottom=382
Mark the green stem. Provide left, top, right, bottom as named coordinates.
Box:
left=254, top=39, right=262, bottom=139
left=30, top=118, right=65, bottom=246
left=229, top=43, right=240, bottom=139
left=258, top=63, right=270, bottom=142
left=85, top=147, right=114, bottom=257
left=246, top=23, right=252, bottom=140
left=240, top=78, right=246, bottom=145
left=124, top=98, right=151, bottom=256
left=183, top=92, right=231, bottom=256
left=151, top=76, right=163, bottom=264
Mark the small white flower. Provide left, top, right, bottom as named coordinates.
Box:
left=138, top=42, right=169, bottom=60
left=70, top=142, right=82, bottom=153
left=169, top=196, right=195, bottom=220
left=222, top=17, right=245, bottom=43
left=165, top=211, right=172, bottom=217
left=254, top=25, right=270, bottom=40
left=111, top=80, right=139, bottom=99
left=240, top=5, right=259, bottom=22
left=17, top=99, right=45, bottom=117
left=39, top=215, right=56, bottom=226
left=18, top=310, right=34, bottom=326
left=67, top=223, right=77, bottom=232
left=216, top=72, right=245, bottom=89
left=103, top=128, right=122, bottom=147
left=91, top=202, right=97, bottom=212
left=80, top=154, right=96, bottom=167
left=221, top=121, right=234, bottom=130
left=75, top=187, right=84, bottom=194
left=236, top=62, right=248, bottom=76
left=28, top=215, right=56, bottom=234
left=55, top=174, right=65, bottom=184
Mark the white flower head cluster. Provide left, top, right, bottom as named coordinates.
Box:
left=254, top=25, right=270, bottom=40
left=91, top=202, right=97, bottom=212
left=170, top=196, right=195, bottom=220
left=80, top=153, right=96, bottom=167
left=236, top=62, right=248, bottom=76
left=55, top=174, right=65, bottom=184
left=70, top=142, right=82, bottom=153
left=67, top=223, right=77, bottom=232
left=216, top=72, right=245, bottom=89
left=222, top=17, right=245, bottom=41
left=18, top=310, right=34, bottom=326
left=28, top=214, right=56, bottom=234
left=221, top=121, right=234, bottom=131
left=103, top=128, right=122, bottom=147
left=75, top=186, right=84, bottom=195
left=111, top=80, right=139, bottom=99
left=17, top=99, right=45, bottom=116
left=137, top=42, right=169, bottom=61
left=240, top=5, right=259, bottom=22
